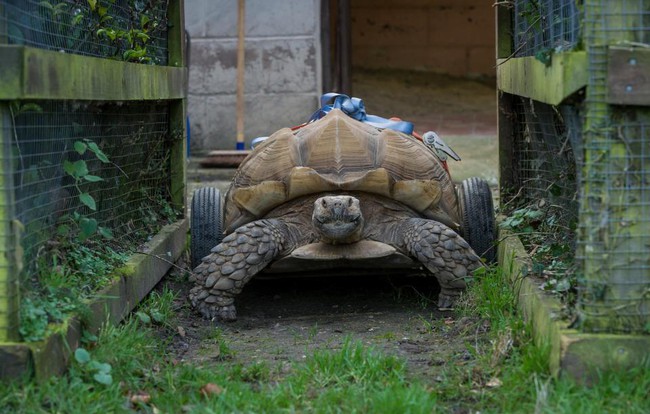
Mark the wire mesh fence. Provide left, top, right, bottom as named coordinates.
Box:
left=500, top=96, right=581, bottom=312
left=513, top=0, right=581, bottom=58
left=577, top=0, right=650, bottom=333
left=0, top=100, right=181, bottom=341
left=0, top=0, right=169, bottom=64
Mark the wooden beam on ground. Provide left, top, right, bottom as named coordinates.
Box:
left=498, top=227, right=650, bottom=383
left=0, top=219, right=188, bottom=381
left=200, top=150, right=251, bottom=168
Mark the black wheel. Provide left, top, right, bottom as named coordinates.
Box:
left=191, top=187, right=223, bottom=269
left=458, top=177, right=496, bottom=263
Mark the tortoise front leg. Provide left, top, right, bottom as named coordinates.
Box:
left=189, top=219, right=288, bottom=321
left=397, top=218, right=482, bottom=309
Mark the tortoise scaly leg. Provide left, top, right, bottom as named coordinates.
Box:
left=398, top=218, right=482, bottom=309
left=189, top=219, right=288, bottom=321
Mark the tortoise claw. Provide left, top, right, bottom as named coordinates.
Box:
left=437, top=291, right=457, bottom=311
left=211, top=304, right=237, bottom=322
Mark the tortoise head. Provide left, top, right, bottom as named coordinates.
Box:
left=312, top=195, right=364, bottom=244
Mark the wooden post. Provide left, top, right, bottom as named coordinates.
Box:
left=236, top=0, right=246, bottom=150
left=580, top=0, right=649, bottom=333
left=0, top=3, right=7, bottom=44
left=337, top=0, right=352, bottom=95
left=0, top=103, right=19, bottom=342
left=495, top=2, right=516, bottom=203
left=167, top=0, right=187, bottom=215
left=320, top=0, right=332, bottom=93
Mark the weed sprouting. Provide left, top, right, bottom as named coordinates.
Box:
left=499, top=202, right=578, bottom=314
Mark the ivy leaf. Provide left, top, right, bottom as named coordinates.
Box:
left=150, top=309, right=165, bottom=324
left=79, top=217, right=98, bottom=239
left=98, top=226, right=114, bottom=239
left=79, top=193, right=96, bottom=210
left=74, top=348, right=91, bottom=364
left=57, top=224, right=70, bottom=236
left=93, top=372, right=113, bottom=385
left=140, top=14, right=150, bottom=29
left=87, top=0, right=97, bottom=12
left=83, top=175, right=103, bottom=183
left=86, top=142, right=109, bottom=163
left=74, top=141, right=87, bottom=155
left=63, top=160, right=89, bottom=179
left=38, top=1, right=54, bottom=11
left=136, top=311, right=151, bottom=325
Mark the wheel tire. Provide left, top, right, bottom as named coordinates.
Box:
left=458, top=177, right=496, bottom=263
left=191, top=187, right=223, bottom=269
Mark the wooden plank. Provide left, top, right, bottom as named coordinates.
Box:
left=497, top=52, right=588, bottom=106
left=200, top=150, right=251, bottom=168
left=498, top=227, right=650, bottom=382
left=606, top=47, right=650, bottom=106
left=0, top=46, right=186, bottom=101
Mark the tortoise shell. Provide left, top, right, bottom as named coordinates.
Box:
left=224, top=109, right=460, bottom=233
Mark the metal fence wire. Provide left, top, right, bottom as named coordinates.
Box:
left=1, top=100, right=179, bottom=298
left=502, top=96, right=581, bottom=302
left=507, top=97, right=582, bottom=211
left=0, top=0, right=168, bottom=64
left=513, top=0, right=581, bottom=58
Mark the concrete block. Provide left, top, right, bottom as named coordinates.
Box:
left=196, top=94, right=318, bottom=150
left=184, top=0, right=207, bottom=37
left=188, top=39, right=238, bottom=94
left=353, top=0, right=481, bottom=7
left=200, top=0, right=318, bottom=38
left=249, top=39, right=319, bottom=93
left=189, top=38, right=318, bottom=95
left=187, top=95, right=208, bottom=151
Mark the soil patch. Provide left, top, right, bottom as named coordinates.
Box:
left=159, top=258, right=490, bottom=385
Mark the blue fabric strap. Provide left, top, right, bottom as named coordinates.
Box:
left=309, top=93, right=414, bottom=135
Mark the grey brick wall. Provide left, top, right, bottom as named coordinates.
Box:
left=186, top=0, right=322, bottom=153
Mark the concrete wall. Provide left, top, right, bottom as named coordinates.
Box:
left=185, top=0, right=322, bottom=153
left=350, top=0, right=495, bottom=78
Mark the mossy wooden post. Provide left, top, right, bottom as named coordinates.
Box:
left=496, top=3, right=516, bottom=198
left=168, top=0, right=187, bottom=215
left=580, top=0, right=650, bottom=333
left=0, top=104, right=19, bottom=342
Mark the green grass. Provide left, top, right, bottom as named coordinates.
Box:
left=2, top=267, right=649, bottom=413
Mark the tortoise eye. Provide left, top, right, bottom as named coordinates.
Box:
left=347, top=197, right=353, bottom=206
left=321, top=199, right=328, bottom=207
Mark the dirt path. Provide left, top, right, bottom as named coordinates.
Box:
left=160, top=264, right=489, bottom=385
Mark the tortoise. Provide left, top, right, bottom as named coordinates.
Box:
left=189, top=109, right=495, bottom=321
